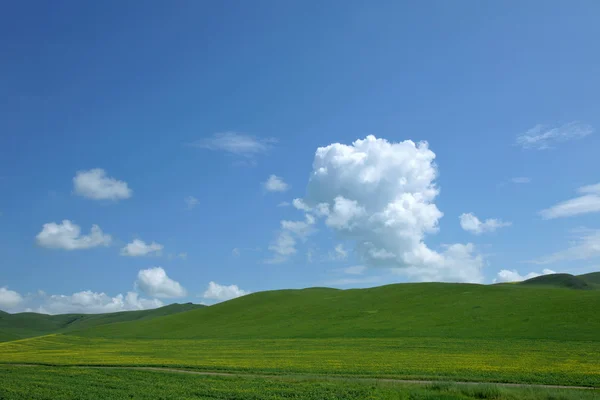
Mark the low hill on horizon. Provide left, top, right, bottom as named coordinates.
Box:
left=0, top=303, right=203, bottom=342
left=70, top=276, right=600, bottom=342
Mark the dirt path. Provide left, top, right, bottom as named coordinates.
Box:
left=5, top=363, right=598, bottom=390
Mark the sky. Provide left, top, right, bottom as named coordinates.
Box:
left=1, top=1, right=599, bottom=314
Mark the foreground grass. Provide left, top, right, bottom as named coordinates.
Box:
left=0, top=366, right=598, bottom=400
left=2, top=335, right=599, bottom=387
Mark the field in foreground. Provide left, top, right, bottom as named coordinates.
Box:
left=1, top=365, right=599, bottom=400
left=2, top=335, right=599, bottom=387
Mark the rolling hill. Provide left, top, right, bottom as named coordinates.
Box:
left=519, top=273, right=593, bottom=289
left=70, top=277, right=600, bottom=341
left=0, top=303, right=203, bottom=342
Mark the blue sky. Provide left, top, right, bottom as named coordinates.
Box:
left=1, top=1, right=599, bottom=313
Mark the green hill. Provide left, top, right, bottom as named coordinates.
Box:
left=71, top=282, right=600, bottom=341
left=579, top=272, right=600, bottom=285
left=519, top=273, right=592, bottom=290
left=0, top=303, right=203, bottom=342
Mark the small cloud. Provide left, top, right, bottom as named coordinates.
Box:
left=516, top=122, right=593, bottom=150
left=539, top=183, right=600, bottom=219
left=121, top=239, right=163, bottom=257
left=494, top=268, right=556, bottom=283
left=185, top=196, right=199, bottom=210
left=73, top=169, right=132, bottom=201
left=189, top=132, right=276, bottom=158
left=0, top=287, right=23, bottom=310
left=329, top=244, right=347, bottom=260
left=511, top=177, right=531, bottom=184
left=459, top=213, right=511, bottom=235
left=36, top=220, right=111, bottom=250
left=277, top=201, right=291, bottom=207
left=232, top=248, right=240, bottom=257
left=135, top=267, right=186, bottom=298
left=202, top=282, right=249, bottom=302
left=263, top=175, right=289, bottom=192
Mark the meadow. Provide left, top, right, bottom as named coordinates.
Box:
left=1, top=334, right=599, bottom=387
left=1, top=365, right=599, bottom=400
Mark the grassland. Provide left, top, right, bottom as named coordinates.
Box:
left=2, top=276, right=600, bottom=398
left=0, top=303, right=202, bottom=341
left=2, top=334, right=599, bottom=387
left=1, top=365, right=598, bottom=400
left=69, top=282, right=600, bottom=341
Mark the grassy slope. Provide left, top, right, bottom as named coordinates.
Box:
left=579, top=272, right=600, bottom=285
left=72, top=282, right=600, bottom=341
left=519, top=273, right=594, bottom=290
left=0, top=303, right=203, bottom=341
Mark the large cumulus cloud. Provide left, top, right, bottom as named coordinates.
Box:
left=282, top=135, right=484, bottom=283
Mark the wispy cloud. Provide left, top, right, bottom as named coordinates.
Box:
left=189, top=132, right=277, bottom=158
left=516, top=122, right=593, bottom=150
left=540, top=183, right=600, bottom=219
left=459, top=213, right=511, bottom=235
left=185, top=196, right=199, bottom=210
left=528, top=228, right=600, bottom=264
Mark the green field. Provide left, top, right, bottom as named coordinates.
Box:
left=1, top=335, right=600, bottom=386
left=1, top=365, right=598, bottom=400
left=1, top=274, right=600, bottom=398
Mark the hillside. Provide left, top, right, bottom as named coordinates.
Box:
left=579, top=272, right=600, bottom=285
left=519, top=273, right=593, bottom=290
left=0, top=303, right=203, bottom=342
left=71, top=282, right=600, bottom=341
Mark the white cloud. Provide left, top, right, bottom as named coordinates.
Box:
left=529, top=229, right=600, bottom=264
left=0, top=287, right=23, bottom=310
left=34, top=290, right=163, bottom=314
left=266, top=231, right=297, bottom=264
left=190, top=132, right=276, bottom=157
left=266, top=214, right=316, bottom=263
left=36, top=220, right=111, bottom=250
left=459, top=213, right=512, bottom=235
left=343, top=265, right=366, bottom=275
left=121, top=239, right=164, bottom=257
left=330, top=244, right=348, bottom=260
left=202, top=282, right=249, bottom=302
left=185, top=196, right=199, bottom=209
left=73, top=169, right=132, bottom=200
left=295, top=135, right=484, bottom=283
left=511, top=177, right=531, bottom=184
left=263, top=175, right=289, bottom=192
left=516, top=122, right=593, bottom=150
left=494, top=268, right=556, bottom=283
left=135, top=267, right=187, bottom=298
left=540, top=183, right=600, bottom=219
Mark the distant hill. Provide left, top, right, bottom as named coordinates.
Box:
left=0, top=303, right=203, bottom=342
left=71, top=281, right=600, bottom=342
left=579, top=272, right=600, bottom=285
left=519, top=273, right=593, bottom=290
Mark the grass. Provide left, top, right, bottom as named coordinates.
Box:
left=1, top=335, right=599, bottom=387
left=0, top=303, right=203, bottom=341
left=69, top=282, right=600, bottom=341
left=0, top=365, right=598, bottom=400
